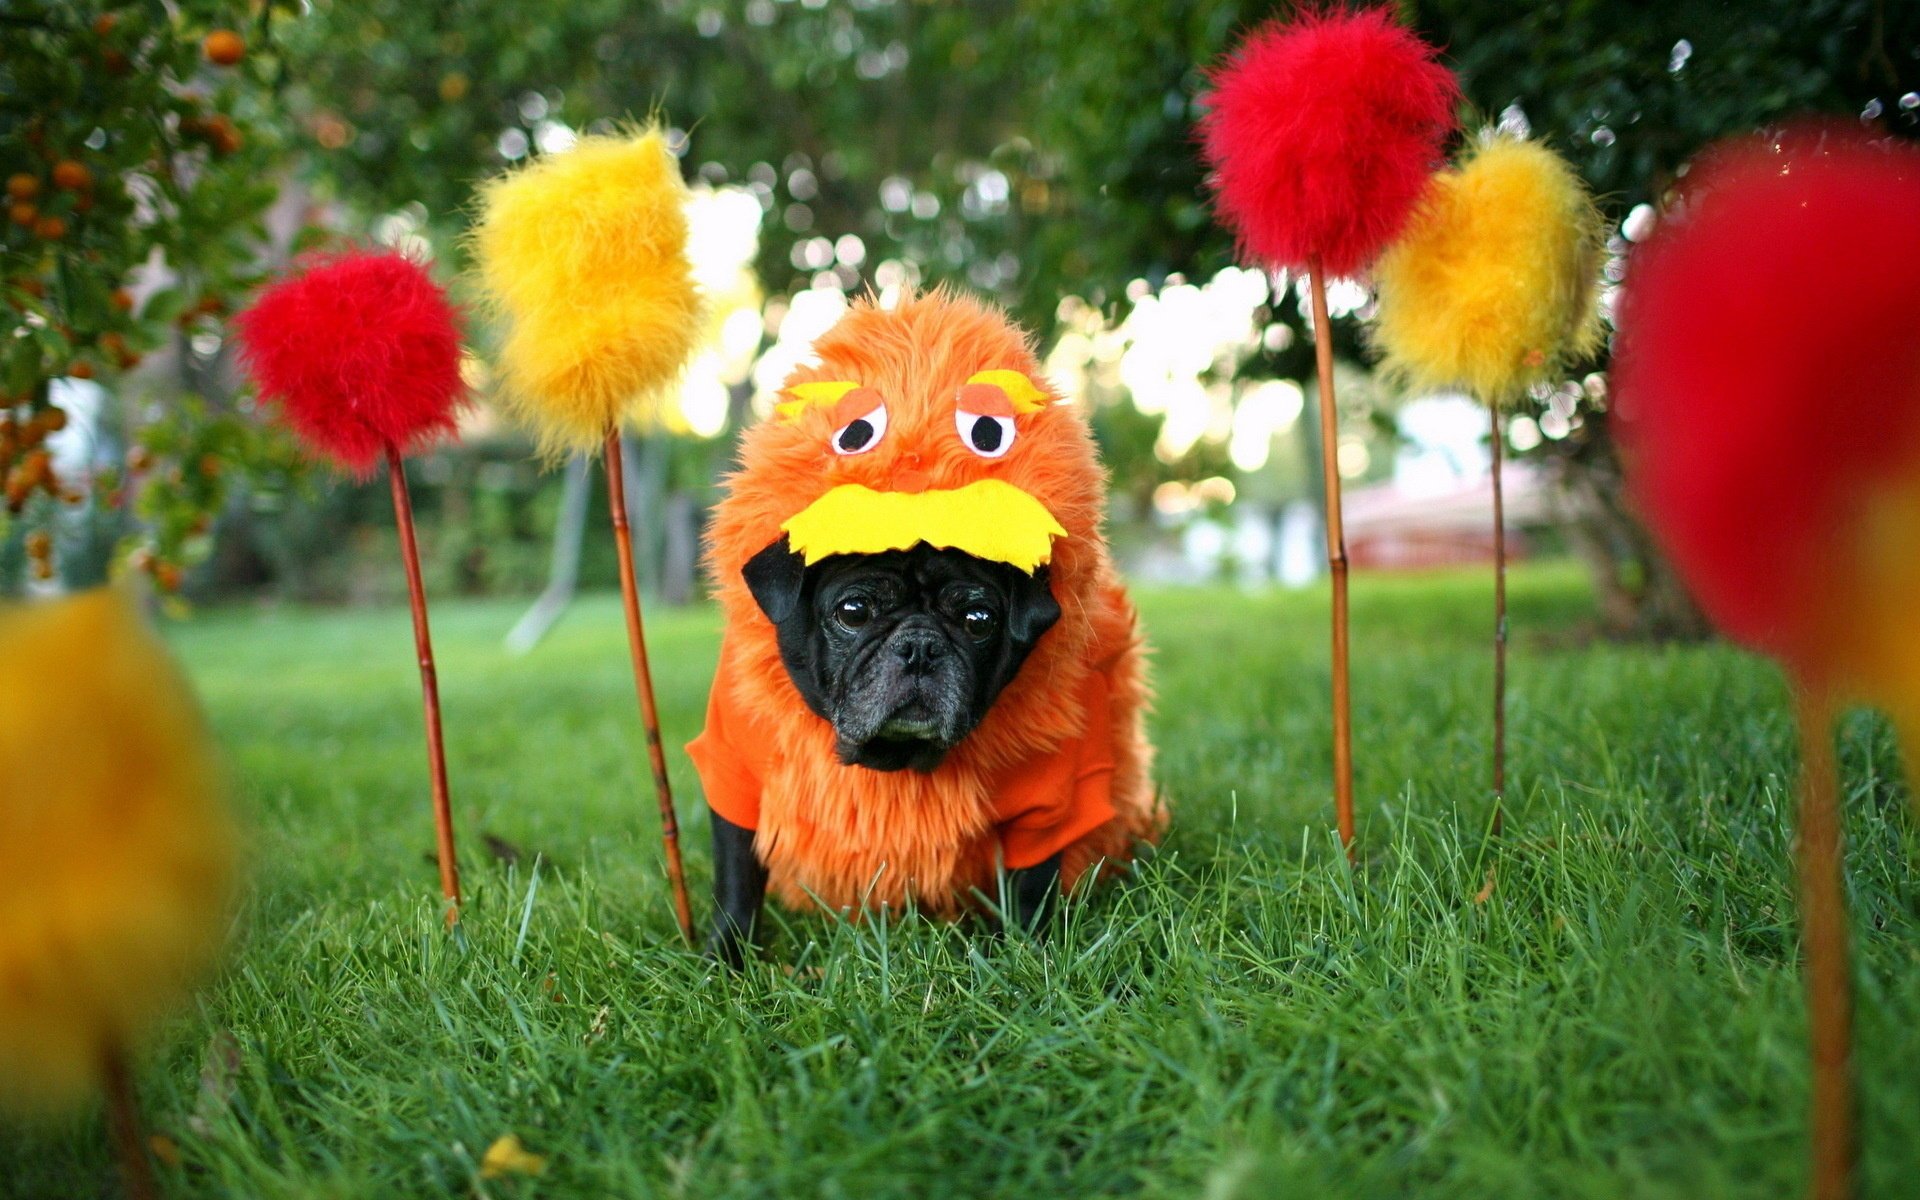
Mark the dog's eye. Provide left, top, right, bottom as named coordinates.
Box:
left=831, top=402, right=888, bottom=456
left=835, top=597, right=874, bottom=629
left=962, top=607, right=999, bottom=640
left=955, top=409, right=1016, bottom=459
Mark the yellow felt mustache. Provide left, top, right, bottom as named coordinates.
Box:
left=782, top=481, right=1067, bottom=574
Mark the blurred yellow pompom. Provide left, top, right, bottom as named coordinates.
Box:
left=1373, top=134, right=1605, bottom=406
left=0, top=589, right=238, bottom=1115
left=1836, top=478, right=1920, bottom=809
left=472, top=127, right=705, bottom=456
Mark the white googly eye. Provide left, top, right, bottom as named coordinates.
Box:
left=955, top=409, right=1016, bottom=458
left=831, top=402, right=887, bottom=455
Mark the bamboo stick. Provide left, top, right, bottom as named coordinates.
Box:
left=386, top=443, right=462, bottom=921
left=1308, top=265, right=1355, bottom=861
left=602, top=429, right=696, bottom=943
left=100, top=1042, right=156, bottom=1200
left=1792, top=689, right=1856, bottom=1200
left=1490, top=406, right=1508, bottom=838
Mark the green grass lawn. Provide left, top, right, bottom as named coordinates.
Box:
left=9, top=563, right=1919, bottom=1198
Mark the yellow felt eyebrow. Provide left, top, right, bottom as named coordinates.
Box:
left=775, top=380, right=862, bottom=421
left=965, top=370, right=1049, bottom=415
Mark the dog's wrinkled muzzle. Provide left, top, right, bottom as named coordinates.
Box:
left=780, top=480, right=1067, bottom=574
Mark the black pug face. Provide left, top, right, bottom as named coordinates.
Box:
left=743, top=538, right=1061, bottom=772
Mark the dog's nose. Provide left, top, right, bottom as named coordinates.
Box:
left=892, top=628, right=947, bottom=676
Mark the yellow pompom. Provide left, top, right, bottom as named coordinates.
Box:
left=472, top=128, right=705, bottom=455
left=1838, top=478, right=1920, bottom=809
left=0, top=589, right=238, bottom=1116
left=1373, top=134, right=1606, bottom=406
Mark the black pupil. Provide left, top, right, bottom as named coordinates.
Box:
left=837, top=418, right=875, bottom=452
left=838, top=598, right=871, bottom=627
left=965, top=608, right=995, bottom=637
left=968, top=417, right=1003, bottom=453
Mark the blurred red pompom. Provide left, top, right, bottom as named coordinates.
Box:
left=1199, top=6, right=1459, bottom=278
left=1614, top=126, right=1920, bottom=673
left=234, top=250, right=467, bottom=474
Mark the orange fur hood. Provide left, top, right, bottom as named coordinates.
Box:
left=690, top=290, right=1161, bottom=917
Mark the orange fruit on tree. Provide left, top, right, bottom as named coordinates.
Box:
left=32, top=216, right=66, bottom=241
left=110, top=288, right=134, bottom=312
left=11, top=448, right=50, bottom=491
left=51, top=161, right=92, bottom=192
left=68, top=362, right=95, bottom=380
left=202, top=30, right=244, bottom=66
left=8, top=202, right=36, bottom=226
left=206, top=117, right=242, bottom=156
left=5, top=174, right=38, bottom=202
left=92, top=13, right=118, bottom=37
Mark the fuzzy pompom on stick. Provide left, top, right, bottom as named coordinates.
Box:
left=234, top=251, right=467, bottom=475
left=1616, top=129, right=1920, bottom=674
left=1200, top=6, right=1458, bottom=859
left=236, top=249, right=469, bottom=920
left=1615, top=125, right=1920, bottom=1200
left=1200, top=6, right=1459, bottom=279
left=471, top=128, right=702, bottom=943
left=1373, top=134, right=1604, bottom=832
left=1, top=588, right=238, bottom=1198
left=473, top=128, right=704, bottom=457
left=1373, top=135, right=1604, bottom=405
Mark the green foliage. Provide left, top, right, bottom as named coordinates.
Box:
left=6, top=569, right=1920, bottom=1195
left=0, top=0, right=298, bottom=588
left=278, top=0, right=1030, bottom=296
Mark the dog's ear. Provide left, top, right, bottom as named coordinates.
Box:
left=743, top=537, right=807, bottom=624
left=1007, top=566, right=1062, bottom=646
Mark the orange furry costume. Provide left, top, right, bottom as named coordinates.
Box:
left=688, top=291, right=1161, bottom=917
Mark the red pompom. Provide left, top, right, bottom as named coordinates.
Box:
left=1614, top=126, right=1920, bottom=672
left=1199, top=6, right=1459, bottom=278
left=234, top=250, right=467, bottom=474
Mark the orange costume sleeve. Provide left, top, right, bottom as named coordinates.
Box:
left=988, top=666, right=1117, bottom=868
left=684, top=638, right=769, bottom=831
left=687, top=640, right=1117, bottom=869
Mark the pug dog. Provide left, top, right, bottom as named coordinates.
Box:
left=687, top=291, right=1162, bottom=968
left=705, top=539, right=1066, bottom=961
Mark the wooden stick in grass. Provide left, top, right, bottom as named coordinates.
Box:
left=1306, top=263, right=1355, bottom=852
left=1792, top=691, right=1855, bottom=1200
left=1613, top=126, right=1920, bottom=1199
left=603, top=429, right=696, bottom=941
left=1488, top=405, right=1508, bottom=835
left=0, top=590, right=238, bottom=1176
left=1200, top=8, right=1459, bottom=859
left=472, top=127, right=705, bottom=944
left=101, top=1042, right=157, bottom=1200
left=236, top=250, right=472, bottom=920
left=387, top=443, right=463, bottom=912
left=1372, top=134, right=1606, bottom=840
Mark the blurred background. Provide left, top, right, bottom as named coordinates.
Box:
left=3, top=0, right=1916, bottom=641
